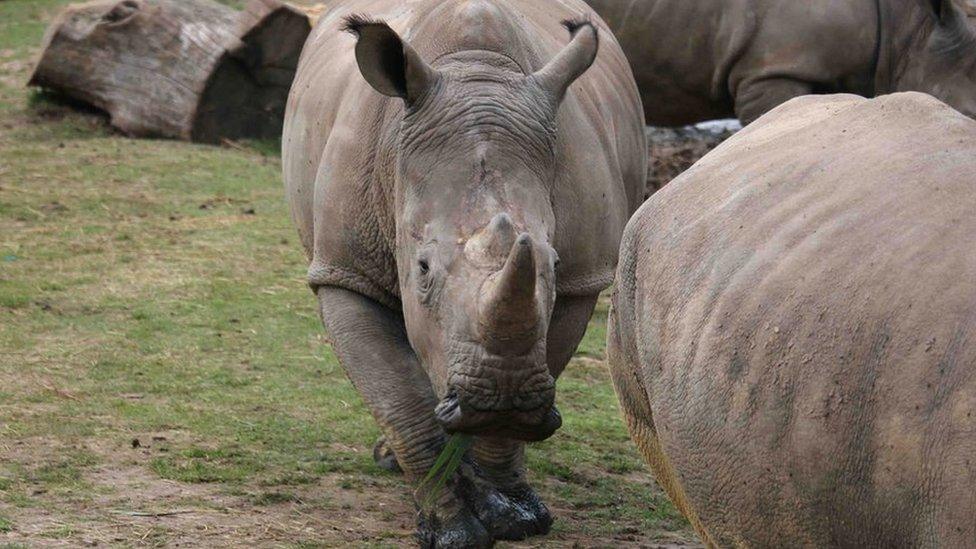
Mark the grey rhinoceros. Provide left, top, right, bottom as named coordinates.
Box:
left=608, top=92, right=976, bottom=546
left=585, top=0, right=976, bottom=124
left=282, top=0, right=646, bottom=545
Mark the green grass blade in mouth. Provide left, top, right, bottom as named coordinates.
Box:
left=418, top=433, right=473, bottom=508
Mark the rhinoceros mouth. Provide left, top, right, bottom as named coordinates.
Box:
left=438, top=338, right=558, bottom=440
left=434, top=392, right=562, bottom=442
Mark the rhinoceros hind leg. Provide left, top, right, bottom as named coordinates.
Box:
left=545, top=294, right=600, bottom=379
left=372, top=436, right=403, bottom=473
left=734, top=77, right=813, bottom=125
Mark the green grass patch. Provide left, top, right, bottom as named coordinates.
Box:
left=150, top=447, right=262, bottom=484
left=0, top=279, right=34, bottom=309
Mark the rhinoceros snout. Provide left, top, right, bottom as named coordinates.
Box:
left=434, top=387, right=562, bottom=442
left=436, top=340, right=560, bottom=440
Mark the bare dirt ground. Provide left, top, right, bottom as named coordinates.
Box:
left=644, top=124, right=737, bottom=197
left=3, top=436, right=416, bottom=547
left=1, top=409, right=697, bottom=548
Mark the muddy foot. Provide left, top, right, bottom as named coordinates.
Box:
left=413, top=458, right=551, bottom=546
left=416, top=505, right=492, bottom=548
left=416, top=470, right=493, bottom=548
left=499, top=482, right=552, bottom=538
left=457, top=463, right=552, bottom=541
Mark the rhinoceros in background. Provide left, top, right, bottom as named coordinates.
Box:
left=282, top=0, right=645, bottom=545
left=585, top=0, right=976, bottom=125
left=608, top=92, right=976, bottom=546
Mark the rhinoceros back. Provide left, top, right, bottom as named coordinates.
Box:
left=612, top=92, right=976, bottom=546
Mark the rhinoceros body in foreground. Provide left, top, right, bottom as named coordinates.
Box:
left=586, top=0, right=976, bottom=125
left=283, top=0, right=645, bottom=545
left=609, top=93, right=976, bottom=547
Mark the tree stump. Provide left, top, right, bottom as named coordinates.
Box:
left=29, top=0, right=317, bottom=143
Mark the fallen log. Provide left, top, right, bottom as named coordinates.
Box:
left=29, top=0, right=316, bottom=143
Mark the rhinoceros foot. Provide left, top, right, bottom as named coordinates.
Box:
left=415, top=484, right=492, bottom=549
left=372, top=436, right=403, bottom=474
left=497, top=483, right=552, bottom=539
left=415, top=460, right=550, bottom=547
left=416, top=510, right=491, bottom=548
left=456, top=462, right=552, bottom=542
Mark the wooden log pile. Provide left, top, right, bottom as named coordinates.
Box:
left=29, top=0, right=317, bottom=143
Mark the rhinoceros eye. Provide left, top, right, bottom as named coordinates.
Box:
left=416, top=257, right=438, bottom=306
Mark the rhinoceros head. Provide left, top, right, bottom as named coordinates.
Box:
left=894, top=0, right=976, bottom=117
left=344, top=17, right=598, bottom=441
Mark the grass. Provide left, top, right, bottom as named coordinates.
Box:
left=419, top=434, right=474, bottom=509
left=0, top=1, right=690, bottom=546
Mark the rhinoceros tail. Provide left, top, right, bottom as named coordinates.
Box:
left=341, top=13, right=384, bottom=36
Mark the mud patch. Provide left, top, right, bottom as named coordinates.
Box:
left=645, top=121, right=739, bottom=197
left=0, top=436, right=415, bottom=547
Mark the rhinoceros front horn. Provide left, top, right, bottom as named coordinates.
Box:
left=479, top=233, right=539, bottom=352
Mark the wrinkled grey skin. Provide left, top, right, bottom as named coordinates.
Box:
left=282, top=0, right=645, bottom=546
left=585, top=0, right=976, bottom=124
left=609, top=92, right=976, bottom=547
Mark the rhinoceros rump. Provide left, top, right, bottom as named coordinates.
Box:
left=608, top=92, right=976, bottom=546
left=585, top=0, right=976, bottom=125
left=282, top=0, right=645, bottom=545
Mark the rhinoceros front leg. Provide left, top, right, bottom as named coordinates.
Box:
left=465, top=294, right=599, bottom=539
left=733, top=77, right=813, bottom=125
left=468, top=437, right=552, bottom=539
left=316, top=286, right=491, bottom=548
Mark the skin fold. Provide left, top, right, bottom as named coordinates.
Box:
left=584, top=0, right=976, bottom=125
left=609, top=92, right=976, bottom=547
left=282, top=0, right=645, bottom=546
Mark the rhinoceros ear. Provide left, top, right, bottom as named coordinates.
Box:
left=532, top=19, right=599, bottom=104
left=342, top=15, right=436, bottom=105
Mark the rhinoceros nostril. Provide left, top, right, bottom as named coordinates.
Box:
left=539, top=406, right=562, bottom=432
left=434, top=392, right=463, bottom=429
left=103, top=0, right=140, bottom=23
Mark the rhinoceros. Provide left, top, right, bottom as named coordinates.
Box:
left=282, top=0, right=645, bottom=545
left=584, top=0, right=976, bottom=125
left=608, top=92, right=976, bottom=546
